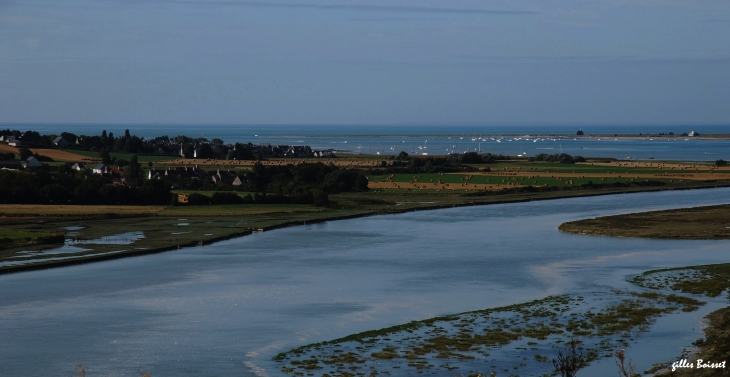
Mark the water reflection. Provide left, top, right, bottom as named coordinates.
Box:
left=0, top=188, right=729, bottom=377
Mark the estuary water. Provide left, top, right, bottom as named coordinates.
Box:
left=2, top=188, right=730, bottom=377
left=13, top=123, right=730, bottom=161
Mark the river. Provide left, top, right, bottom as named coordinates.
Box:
left=1, top=188, right=729, bottom=376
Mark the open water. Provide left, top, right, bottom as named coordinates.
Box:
left=1, top=188, right=730, bottom=376
left=5, top=123, right=730, bottom=161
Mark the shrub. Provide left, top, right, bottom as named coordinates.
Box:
left=211, top=192, right=244, bottom=204
left=186, top=193, right=211, bottom=205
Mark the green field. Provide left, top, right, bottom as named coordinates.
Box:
left=160, top=203, right=326, bottom=216
left=61, top=149, right=175, bottom=162
left=0, top=230, right=55, bottom=240
left=369, top=173, right=674, bottom=187
left=466, top=161, right=716, bottom=174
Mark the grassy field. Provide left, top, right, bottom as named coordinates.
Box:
left=1, top=173, right=729, bottom=273
left=368, top=161, right=729, bottom=191
left=0, top=204, right=165, bottom=216
left=160, top=204, right=326, bottom=216
left=559, top=204, right=730, bottom=239
left=369, top=172, right=674, bottom=188
left=0, top=230, right=55, bottom=240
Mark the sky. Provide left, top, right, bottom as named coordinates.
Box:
left=1, top=0, right=729, bottom=125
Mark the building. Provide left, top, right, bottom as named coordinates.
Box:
left=93, top=164, right=109, bottom=174
left=53, top=137, right=69, bottom=148
left=70, top=162, right=87, bottom=171
left=23, top=156, right=42, bottom=168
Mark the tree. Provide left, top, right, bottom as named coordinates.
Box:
left=459, top=152, right=483, bottom=164
left=614, top=349, right=636, bottom=377
left=129, top=154, right=143, bottom=181
left=18, top=147, right=35, bottom=161
left=99, top=149, right=112, bottom=164
left=552, top=339, right=585, bottom=377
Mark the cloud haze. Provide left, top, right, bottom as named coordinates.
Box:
left=1, top=0, right=729, bottom=125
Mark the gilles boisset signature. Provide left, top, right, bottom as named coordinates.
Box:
left=672, top=359, right=726, bottom=372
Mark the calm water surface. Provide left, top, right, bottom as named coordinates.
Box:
left=2, top=188, right=730, bottom=377
left=12, top=123, right=730, bottom=160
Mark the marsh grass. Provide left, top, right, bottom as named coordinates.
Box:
left=559, top=204, right=730, bottom=239
left=275, top=291, right=700, bottom=377
left=160, top=204, right=325, bottom=216
left=0, top=204, right=165, bottom=216
left=631, top=263, right=730, bottom=298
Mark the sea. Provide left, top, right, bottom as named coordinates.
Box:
left=4, top=123, right=730, bottom=161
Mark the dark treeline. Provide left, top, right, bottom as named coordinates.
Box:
left=528, top=153, right=586, bottom=163
left=0, top=130, right=53, bottom=148
left=366, top=152, right=482, bottom=175
left=244, top=162, right=368, bottom=194
left=458, top=152, right=512, bottom=164
left=0, top=166, right=172, bottom=205
left=2, top=128, right=308, bottom=161
left=364, top=152, right=512, bottom=175
left=184, top=162, right=368, bottom=207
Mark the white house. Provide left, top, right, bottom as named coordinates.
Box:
left=93, top=164, right=108, bottom=174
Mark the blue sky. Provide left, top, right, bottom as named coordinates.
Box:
left=1, top=0, right=729, bottom=125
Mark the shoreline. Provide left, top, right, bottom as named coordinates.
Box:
left=3, top=181, right=730, bottom=275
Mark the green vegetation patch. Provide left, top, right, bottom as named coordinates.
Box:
left=0, top=230, right=56, bottom=240
left=160, top=204, right=326, bottom=216
left=0, top=230, right=64, bottom=251
left=630, top=262, right=730, bottom=298
left=560, top=204, right=730, bottom=239
left=274, top=291, right=701, bottom=377
left=370, top=172, right=674, bottom=189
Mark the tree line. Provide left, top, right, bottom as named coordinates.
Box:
left=0, top=166, right=171, bottom=205
left=182, top=162, right=369, bottom=207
